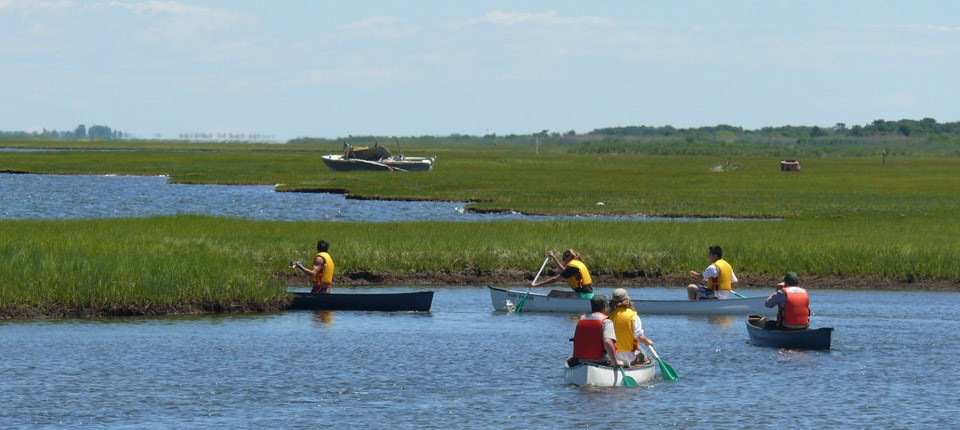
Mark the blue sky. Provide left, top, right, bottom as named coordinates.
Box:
left=2, top=1, right=958, bottom=140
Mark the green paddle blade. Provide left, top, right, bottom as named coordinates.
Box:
left=618, top=367, right=639, bottom=388
left=514, top=293, right=530, bottom=313
left=657, top=357, right=679, bottom=381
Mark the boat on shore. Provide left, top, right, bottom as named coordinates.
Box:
left=745, top=315, right=833, bottom=350
left=563, top=362, right=656, bottom=387
left=287, top=291, right=434, bottom=312
left=321, top=143, right=435, bottom=172
left=488, top=286, right=775, bottom=315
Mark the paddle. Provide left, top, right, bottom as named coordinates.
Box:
left=646, top=345, right=678, bottom=381
left=617, top=365, right=639, bottom=388
left=730, top=290, right=747, bottom=299
left=515, top=257, right=550, bottom=313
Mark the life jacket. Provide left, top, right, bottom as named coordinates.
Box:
left=706, top=259, right=733, bottom=291
left=778, top=286, right=810, bottom=328
left=608, top=307, right=638, bottom=353
left=572, top=312, right=608, bottom=360
left=565, top=260, right=593, bottom=291
left=312, top=252, right=335, bottom=285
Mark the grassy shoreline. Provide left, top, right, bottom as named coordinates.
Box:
left=2, top=216, right=958, bottom=318
left=2, top=138, right=958, bottom=318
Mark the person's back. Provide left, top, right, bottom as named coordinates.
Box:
left=568, top=295, right=618, bottom=367
left=608, top=288, right=652, bottom=365
left=763, top=272, right=810, bottom=330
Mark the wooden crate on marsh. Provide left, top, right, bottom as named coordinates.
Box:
left=780, top=160, right=801, bottom=171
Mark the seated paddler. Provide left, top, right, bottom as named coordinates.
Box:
left=759, top=271, right=810, bottom=330
left=293, top=239, right=335, bottom=294
left=530, top=249, right=594, bottom=299
left=567, top=294, right=622, bottom=368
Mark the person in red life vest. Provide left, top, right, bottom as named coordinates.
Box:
left=293, top=239, right=335, bottom=294
left=567, top=294, right=622, bottom=368
left=608, top=288, right=654, bottom=366
left=531, top=249, right=594, bottom=299
left=687, top=245, right=739, bottom=300
left=760, top=272, right=810, bottom=330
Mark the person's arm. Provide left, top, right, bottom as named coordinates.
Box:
left=764, top=289, right=785, bottom=308
left=531, top=274, right=561, bottom=287
left=295, top=255, right=325, bottom=278
left=731, top=270, right=739, bottom=287
left=603, top=338, right=618, bottom=365
left=601, top=320, right=620, bottom=365
left=549, top=252, right=564, bottom=271
left=633, top=315, right=653, bottom=346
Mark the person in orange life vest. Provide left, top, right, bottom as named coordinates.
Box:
left=760, top=272, right=810, bottom=330
left=686, top=245, right=738, bottom=300
left=566, top=294, right=621, bottom=368
left=607, top=288, right=653, bottom=366
left=531, top=249, right=594, bottom=299
left=293, top=239, right=335, bottom=294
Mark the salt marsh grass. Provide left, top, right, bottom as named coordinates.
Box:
left=1, top=137, right=958, bottom=316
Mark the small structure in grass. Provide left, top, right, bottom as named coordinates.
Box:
left=780, top=160, right=801, bottom=172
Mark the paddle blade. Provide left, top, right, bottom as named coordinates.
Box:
left=657, top=358, right=679, bottom=381
left=618, top=367, right=639, bottom=388
left=514, top=293, right=529, bottom=313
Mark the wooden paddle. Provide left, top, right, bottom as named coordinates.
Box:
left=646, top=345, right=678, bottom=381
left=515, top=257, right=550, bottom=313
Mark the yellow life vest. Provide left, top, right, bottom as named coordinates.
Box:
left=707, top=259, right=733, bottom=291
left=565, top=259, right=592, bottom=290
left=608, top=307, right=638, bottom=353
left=313, top=252, right=335, bottom=285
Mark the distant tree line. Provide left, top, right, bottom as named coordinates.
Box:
left=0, top=124, right=128, bottom=140
left=590, top=118, right=958, bottom=138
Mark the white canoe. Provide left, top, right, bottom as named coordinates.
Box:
left=488, top=286, right=775, bottom=316
left=563, top=362, right=656, bottom=387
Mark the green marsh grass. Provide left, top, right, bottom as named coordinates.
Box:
left=1, top=137, right=959, bottom=316
left=2, top=215, right=959, bottom=317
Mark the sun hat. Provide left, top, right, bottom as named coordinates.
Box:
left=611, top=288, right=630, bottom=303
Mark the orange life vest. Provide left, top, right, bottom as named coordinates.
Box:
left=572, top=312, right=608, bottom=360
left=779, top=286, right=810, bottom=328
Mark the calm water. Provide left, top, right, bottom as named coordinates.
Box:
left=0, top=173, right=759, bottom=222
left=2, top=287, right=958, bottom=428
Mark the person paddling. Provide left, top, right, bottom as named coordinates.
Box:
left=530, top=249, right=594, bottom=299
left=687, top=245, right=738, bottom=300
left=608, top=288, right=653, bottom=366
left=567, top=294, right=621, bottom=368
left=759, top=272, right=810, bottom=330
left=293, top=240, right=335, bottom=294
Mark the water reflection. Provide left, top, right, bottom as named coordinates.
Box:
left=708, top=315, right=737, bottom=327
left=312, top=311, right=335, bottom=327
left=0, top=173, right=776, bottom=222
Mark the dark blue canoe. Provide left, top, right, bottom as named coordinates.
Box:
left=746, top=315, right=833, bottom=350
left=287, top=291, right=434, bottom=312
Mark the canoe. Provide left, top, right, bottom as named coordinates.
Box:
left=563, top=362, right=656, bottom=387
left=745, top=315, right=833, bottom=350
left=488, top=286, right=775, bottom=315
left=287, top=291, right=434, bottom=312
left=489, top=286, right=591, bottom=313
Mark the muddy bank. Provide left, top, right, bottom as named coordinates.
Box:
left=282, top=271, right=960, bottom=292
